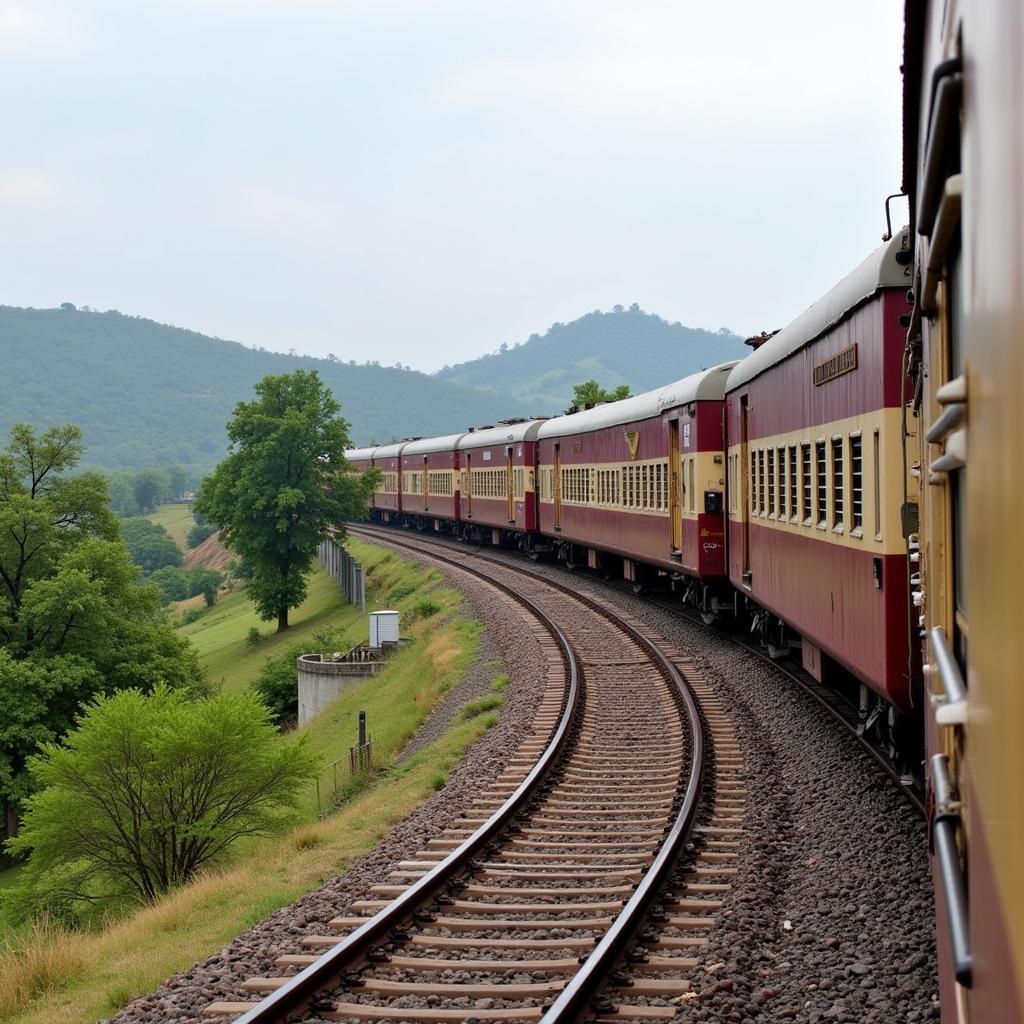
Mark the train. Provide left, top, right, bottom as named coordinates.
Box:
left=347, top=0, right=1022, bottom=1017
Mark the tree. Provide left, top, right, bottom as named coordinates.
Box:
left=121, top=518, right=182, bottom=573
left=7, top=686, right=319, bottom=913
left=188, top=566, right=224, bottom=607
left=195, top=371, right=374, bottom=631
left=570, top=379, right=632, bottom=411
left=148, top=566, right=190, bottom=603
left=131, top=469, right=169, bottom=514
left=0, top=424, right=206, bottom=830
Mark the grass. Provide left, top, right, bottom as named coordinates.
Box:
left=179, top=567, right=352, bottom=694
left=459, top=694, right=504, bottom=720
left=144, top=504, right=195, bottom=552
left=0, top=538, right=494, bottom=1024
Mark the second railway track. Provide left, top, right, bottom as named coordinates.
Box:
left=204, top=527, right=745, bottom=1024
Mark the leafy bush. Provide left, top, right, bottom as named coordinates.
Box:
left=148, top=566, right=190, bottom=604
left=246, top=627, right=263, bottom=646
left=120, top=518, right=181, bottom=573
left=5, top=686, right=319, bottom=920
left=181, top=607, right=205, bottom=625
left=187, top=567, right=224, bottom=607
left=187, top=521, right=217, bottom=548
left=254, top=627, right=350, bottom=727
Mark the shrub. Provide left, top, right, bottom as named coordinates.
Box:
left=5, top=686, right=319, bottom=916
left=181, top=607, right=204, bottom=625
left=187, top=522, right=217, bottom=548
left=246, top=626, right=263, bottom=646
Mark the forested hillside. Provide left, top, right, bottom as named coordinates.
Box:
left=0, top=306, right=532, bottom=472
left=435, top=305, right=747, bottom=411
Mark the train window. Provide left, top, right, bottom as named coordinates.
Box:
left=873, top=430, right=881, bottom=539
left=758, top=450, right=765, bottom=516
left=801, top=444, right=811, bottom=523
left=776, top=446, right=785, bottom=518
left=750, top=454, right=757, bottom=516
left=767, top=449, right=775, bottom=517
left=815, top=441, right=827, bottom=527
left=788, top=445, right=797, bottom=520
left=831, top=437, right=844, bottom=530
left=688, top=459, right=695, bottom=513
left=850, top=435, right=863, bottom=533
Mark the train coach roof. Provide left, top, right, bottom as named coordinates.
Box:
left=536, top=363, right=738, bottom=440
left=458, top=420, right=545, bottom=449
left=371, top=441, right=408, bottom=459
left=727, top=227, right=911, bottom=391
left=402, top=432, right=467, bottom=455
left=345, top=447, right=378, bottom=462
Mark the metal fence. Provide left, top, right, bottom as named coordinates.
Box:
left=314, top=712, right=373, bottom=817
left=317, top=538, right=366, bottom=612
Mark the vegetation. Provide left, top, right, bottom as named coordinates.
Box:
left=7, top=687, right=318, bottom=918
left=0, top=424, right=206, bottom=828
left=103, top=466, right=191, bottom=518
left=0, top=540, right=492, bottom=1024
left=0, top=305, right=534, bottom=474
left=437, top=304, right=746, bottom=412
left=120, top=517, right=181, bottom=573
left=195, top=371, right=374, bottom=631
left=569, top=378, right=632, bottom=411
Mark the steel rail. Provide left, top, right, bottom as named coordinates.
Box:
left=233, top=555, right=581, bottom=1024
left=350, top=525, right=709, bottom=1022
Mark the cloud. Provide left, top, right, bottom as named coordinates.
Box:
left=225, top=184, right=337, bottom=242
left=0, top=1, right=88, bottom=55
left=0, top=174, right=60, bottom=204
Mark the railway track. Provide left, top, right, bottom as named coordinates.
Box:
left=203, top=528, right=744, bottom=1023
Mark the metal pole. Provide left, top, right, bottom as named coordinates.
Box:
left=358, top=711, right=366, bottom=748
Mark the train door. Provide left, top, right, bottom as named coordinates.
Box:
left=740, top=395, right=751, bottom=582
left=668, top=421, right=682, bottom=552
left=506, top=449, right=514, bottom=522
left=465, top=453, right=472, bottom=517
left=553, top=444, right=562, bottom=528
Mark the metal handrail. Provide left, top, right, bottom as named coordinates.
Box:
left=930, top=753, right=972, bottom=986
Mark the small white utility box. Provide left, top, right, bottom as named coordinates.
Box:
left=369, top=610, right=400, bottom=649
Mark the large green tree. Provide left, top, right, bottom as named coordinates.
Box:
left=195, top=371, right=373, bottom=631
left=120, top=517, right=182, bottom=573
left=7, top=686, right=318, bottom=915
left=0, top=424, right=205, bottom=831
left=569, top=379, right=631, bottom=411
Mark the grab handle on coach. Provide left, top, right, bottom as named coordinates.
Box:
left=930, top=752, right=973, bottom=988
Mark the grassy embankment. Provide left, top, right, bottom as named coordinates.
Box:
left=144, top=503, right=195, bottom=551
left=0, top=537, right=502, bottom=1024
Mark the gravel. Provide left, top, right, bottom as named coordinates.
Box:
left=483, top=553, right=940, bottom=1024
left=109, top=542, right=547, bottom=1024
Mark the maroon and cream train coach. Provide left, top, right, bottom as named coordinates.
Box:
left=724, top=228, right=916, bottom=713
left=458, top=421, right=544, bottom=541
left=399, top=433, right=465, bottom=526
left=368, top=441, right=406, bottom=519
left=535, top=364, right=736, bottom=616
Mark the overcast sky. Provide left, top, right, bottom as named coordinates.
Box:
left=0, top=1, right=907, bottom=372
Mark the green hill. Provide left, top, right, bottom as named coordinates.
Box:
left=435, top=306, right=747, bottom=411
left=0, top=305, right=534, bottom=472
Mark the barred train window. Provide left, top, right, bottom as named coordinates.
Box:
left=688, top=459, right=695, bottom=513
left=816, top=441, right=827, bottom=526
left=873, top=429, right=881, bottom=538
left=831, top=438, right=844, bottom=528
left=788, top=445, right=797, bottom=519
left=801, top=444, right=811, bottom=522
left=758, top=450, right=765, bottom=515
left=776, top=447, right=785, bottom=518
left=750, top=454, right=756, bottom=516
left=766, top=449, right=774, bottom=516
left=850, top=435, right=863, bottom=532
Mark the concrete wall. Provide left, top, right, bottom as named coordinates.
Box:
left=297, top=653, right=386, bottom=726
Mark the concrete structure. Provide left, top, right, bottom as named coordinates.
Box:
left=296, top=643, right=401, bottom=726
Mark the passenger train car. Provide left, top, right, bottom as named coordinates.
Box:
left=535, top=366, right=734, bottom=617
left=903, top=0, right=1024, bottom=1018
left=340, top=4, right=1023, bottom=1013
left=724, top=230, right=917, bottom=725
